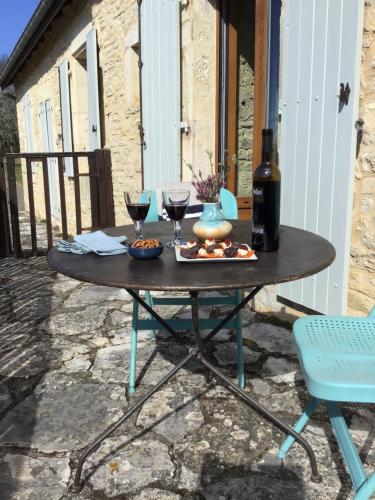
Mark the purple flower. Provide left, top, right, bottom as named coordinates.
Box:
left=192, top=172, right=225, bottom=203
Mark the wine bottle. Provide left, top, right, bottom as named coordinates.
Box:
left=252, top=129, right=281, bottom=251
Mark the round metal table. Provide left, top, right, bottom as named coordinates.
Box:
left=48, top=221, right=335, bottom=493
left=48, top=221, right=335, bottom=291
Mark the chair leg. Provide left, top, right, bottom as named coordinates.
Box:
left=235, top=289, right=245, bottom=389
left=325, top=401, right=367, bottom=493
left=354, top=472, right=375, bottom=500
left=368, top=305, right=375, bottom=318
left=278, top=398, right=319, bottom=459
left=128, top=297, right=139, bottom=395
left=145, top=290, right=157, bottom=340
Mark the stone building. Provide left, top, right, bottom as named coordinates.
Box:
left=0, top=0, right=374, bottom=317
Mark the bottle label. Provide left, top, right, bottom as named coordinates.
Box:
left=252, top=224, right=264, bottom=235
left=252, top=180, right=281, bottom=251
left=253, top=186, right=264, bottom=203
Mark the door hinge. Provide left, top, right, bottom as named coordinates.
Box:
left=355, top=118, right=364, bottom=158
left=339, top=82, right=351, bottom=105
left=138, top=122, right=146, bottom=149
left=180, top=121, right=189, bottom=135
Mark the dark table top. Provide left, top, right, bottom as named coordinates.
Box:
left=48, top=221, right=335, bottom=292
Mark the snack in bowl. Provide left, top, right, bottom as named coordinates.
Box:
left=178, top=239, right=255, bottom=260
left=131, top=239, right=160, bottom=249
left=128, top=239, right=163, bottom=260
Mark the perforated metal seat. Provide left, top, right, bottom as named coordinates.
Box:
left=278, top=307, right=375, bottom=499
left=294, top=315, right=375, bottom=403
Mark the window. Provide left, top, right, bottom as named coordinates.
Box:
left=70, top=28, right=101, bottom=152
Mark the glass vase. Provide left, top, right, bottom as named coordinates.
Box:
left=193, top=202, right=233, bottom=241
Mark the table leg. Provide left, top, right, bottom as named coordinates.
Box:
left=188, top=291, right=322, bottom=484
left=71, top=287, right=260, bottom=492
left=70, top=286, right=321, bottom=493
left=70, top=344, right=200, bottom=493
left=198, top=353, right=321, bottom=482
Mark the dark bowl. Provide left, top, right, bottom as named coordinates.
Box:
left=128, top=242, right=164, bottom=260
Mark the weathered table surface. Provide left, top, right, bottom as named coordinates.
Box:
left=48, top=221, right=335, bottom=292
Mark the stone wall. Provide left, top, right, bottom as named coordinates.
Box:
left=92, top=0, right=141, bottom=225
left=181, top=0, right=217, bottom=181
left=348, top=0, right=375, bottom=315
left=236, top=0, right=255, bottom=197
left=14, top=0, right=217, bottom=234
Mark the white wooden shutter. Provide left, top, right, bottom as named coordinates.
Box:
left=278, top=0, right=363, bottom=315
left=45, top=100, right=55, bottom=152
left=86, top=29, right=101, bottom=150
left=45, top=100, right=60, bottom=218
left=141, top=0, right=181, bottom=190
left=58, top=60, right=74, bottom=176
left=39, top=100, right=60, bottom=218
left=23, top=94, right=37, bottom=172
left=39, top=102, right=49, bottom=151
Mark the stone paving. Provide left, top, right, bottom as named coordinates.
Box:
left=0, top=256, right=374, bottom=499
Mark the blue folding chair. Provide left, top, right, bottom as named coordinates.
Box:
left=129, top=188, right=245, bottom=393
left=278, top=306, right=375, bottom=499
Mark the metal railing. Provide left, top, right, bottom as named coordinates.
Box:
left=0, top=149, right=115, bottom=257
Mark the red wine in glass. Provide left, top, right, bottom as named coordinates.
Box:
left=126, top=203, right=150, bottom=221
left=162, top=189, right=190, bottom=247
left=164, top=203, right=188, bottom=221
left=124, top=191, right=151, bottom=240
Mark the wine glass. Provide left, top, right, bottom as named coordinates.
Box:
left=162, top=189, right=190, bottom=248
left=124, top=190, right=151, bottom=240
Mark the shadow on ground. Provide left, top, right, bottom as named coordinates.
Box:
left=0, top=257, right=57, bottom=498
left=0, top=262, right=372, bottom=499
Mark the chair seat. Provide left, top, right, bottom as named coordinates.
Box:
left=293, top=316, right=375, bottom=403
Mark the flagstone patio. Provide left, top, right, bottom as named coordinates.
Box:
left=0, top=256, right=373, bottom=499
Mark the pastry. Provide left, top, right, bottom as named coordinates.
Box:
left=178, top=239, right=254, bottom=260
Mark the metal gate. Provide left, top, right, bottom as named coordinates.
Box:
left=0, top=150, right=115, bottom=257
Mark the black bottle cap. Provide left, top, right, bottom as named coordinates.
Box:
left=262, top=128, right=273, bottom=137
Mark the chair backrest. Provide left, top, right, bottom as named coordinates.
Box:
left=142, top=191, right=159, bottom=223
left=220, top=187, right=238, bottom=220
left=144, top=185, right=238, bottom=223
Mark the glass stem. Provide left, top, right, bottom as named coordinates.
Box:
left=135, top=221, right=144, bottom=240
left=173, top=220, right=182, bottom=245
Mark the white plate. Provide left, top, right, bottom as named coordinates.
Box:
left=175, top=245, right=257, bottom=263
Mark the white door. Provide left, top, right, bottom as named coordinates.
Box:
left=141, top=0, right=181, bottom=189
left=278, top=0, right=363, bottom=315
left=39, top=100, right=60, bottom=218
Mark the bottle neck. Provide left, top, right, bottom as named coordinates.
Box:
left=261, top=133, right=273, bottom=163
left=262, top=150, right=272, bottom=162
